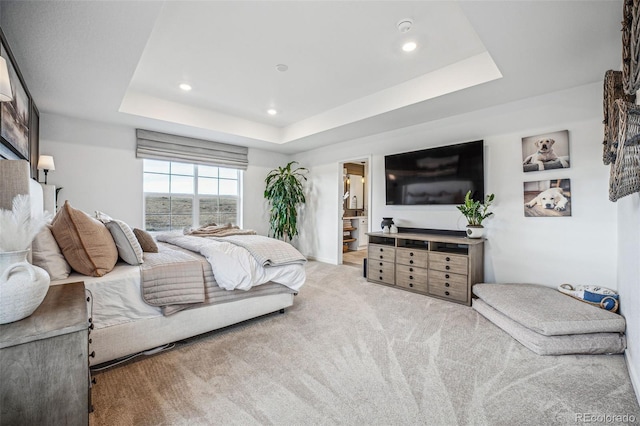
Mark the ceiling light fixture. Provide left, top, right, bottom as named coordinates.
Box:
left=267, top=108, right=278, bottom=115
left=179, top=83, right=192, bottom=91
left=402, top=41, right=417, bottom=52
left=275, top=64, right=288, bottom=72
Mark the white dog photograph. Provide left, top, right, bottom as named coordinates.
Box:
left=522, top=130, right=570, bottom=172
left=523, top=179, right=571, bottom=217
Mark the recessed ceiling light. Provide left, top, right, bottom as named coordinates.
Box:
left=402, top=41, right=417, bottom=52
left=267, top=108, right=278, bottom=115
left=179, top=83, right=192, bottom=91
left=276, top=64, right=289, bottom=72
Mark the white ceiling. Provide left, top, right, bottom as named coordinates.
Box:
left=0, top=1, right=623, bottom=154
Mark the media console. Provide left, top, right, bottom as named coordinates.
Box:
left=366, top=231, right=484, bottom=306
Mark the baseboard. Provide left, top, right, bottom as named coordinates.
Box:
left=305, top=255, right=336, bottom=265
left=625, top=349, right=640, bottom=406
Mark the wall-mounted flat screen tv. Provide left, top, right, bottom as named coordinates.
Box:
left=385, top=140, right=484, bottom=205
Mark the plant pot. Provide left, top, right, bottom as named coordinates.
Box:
left=381, top=217, right=394, bottom=229
left=0, top=250, right=50, bottom=324
left=466, top=225, right=485, bottom=239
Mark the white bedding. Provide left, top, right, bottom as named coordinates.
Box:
left=51, top=236, right=305, bottom=330
left=52, top=263, right=162, bottom=330
left=156, top=233, right=306, bottom=291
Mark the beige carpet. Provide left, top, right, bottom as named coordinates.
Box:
left=90, top=261, right=640, bottom=425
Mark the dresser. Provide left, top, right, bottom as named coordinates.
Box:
left=367, top=232, right=484, bottom=305
left=0, top=282, right=90, bottom=425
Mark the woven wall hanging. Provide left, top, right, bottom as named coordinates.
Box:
left=622, top=0, right=640, bottom=95
left=609, top=99, right=640, bottom=201
left=603, top=70, right=635, bottom=165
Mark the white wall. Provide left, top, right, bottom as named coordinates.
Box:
left=617, top=194, right=640, bottom=402
left=39, top=113, right=289, bottom=233
left=292, top=82, right=618, bottom=289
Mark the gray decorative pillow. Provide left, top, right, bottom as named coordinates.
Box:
left=95, top=211, right=144, bottom=265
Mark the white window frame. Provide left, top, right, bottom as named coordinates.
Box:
left=143, top=160, right=243, bottom=231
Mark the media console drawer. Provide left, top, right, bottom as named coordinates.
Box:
left=366, top=232, right=484, bottom=306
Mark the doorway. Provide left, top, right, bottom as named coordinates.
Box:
left=338, top=157, right=370, bottom=267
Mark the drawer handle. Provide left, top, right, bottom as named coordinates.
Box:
left=445, top=283, right=450, bottom=287
left=380, top=255, right=384, bottom=259
left=445, top=274, right=450, bottom=279
left=445, top=265, right=450, bottom=270
left=409, top=267, right=413, bottom=272
left=409, top=260, right=414, bottom=264
left=409, top=283, right=414, bottom=288
left=446, top=257, right=450, bottom=262
left=379, top=276, right=383, bottom=280
left=445, top=291, right=450, bottom=296
left=90, top=351, right=96, bottom=358
left=379, top=262, right=383, bottom=266
left=380, top=269, right=383, bottom=273
left=409, top=275, right=414, bottom=280
left=380, top=248, right=383, bottom=252
left=410, top=252, right=414, bottom=257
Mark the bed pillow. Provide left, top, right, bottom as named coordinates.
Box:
left=95, top=211, right=144, bottom=265
left=133, top=228, right=158, bottom=253
left=50, top=201, right=118, bottom=277
left=31, top=224, right=71, bottom=280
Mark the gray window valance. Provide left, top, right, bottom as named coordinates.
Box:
left=136, top=129, right=248, bottom=170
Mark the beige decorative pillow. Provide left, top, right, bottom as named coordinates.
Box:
left=50, top=201, right=118, bottom=277
left=31, top=224, right=71, bottom=280
left=133, top=228, right=159, bottom=253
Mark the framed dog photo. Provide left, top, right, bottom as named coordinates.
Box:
left=523, top=179, right=571, bottom=217
left=522, top=130, right=570, bottom=173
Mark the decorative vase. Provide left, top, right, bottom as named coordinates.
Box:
left=382, top=226, right=390, bottom=234
left=381, top=217, right=394, bottom=229
left=390, top=224, right=398, bottom=234
left=0, top=250, right=50, bottom=324
left=466, top=225, right=485, bottom=239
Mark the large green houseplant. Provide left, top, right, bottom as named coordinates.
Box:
left=264, top=161, right=308, bottom=241
left=456, top=190, right=495, bottom=238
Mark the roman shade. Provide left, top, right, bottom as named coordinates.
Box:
left=136, top=129, right=248, bottom=170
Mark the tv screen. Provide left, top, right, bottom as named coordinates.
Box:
left=385, top=140, right=484, bottom=205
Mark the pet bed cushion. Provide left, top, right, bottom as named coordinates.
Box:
left=473, top=299, right=626, bottom=355
left=472, top=283, right=626, bottom=335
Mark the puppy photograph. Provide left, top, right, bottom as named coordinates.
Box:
left=523, top=179, right=571, bottom=217
left=522, top=130, right=570, bottom=172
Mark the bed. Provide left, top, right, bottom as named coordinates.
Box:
left=2, top=159, right=306, bottom=366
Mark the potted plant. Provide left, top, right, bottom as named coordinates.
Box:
left=264, top=161, right=308, bottom=241
left=456, top=190, right=495, bottom=238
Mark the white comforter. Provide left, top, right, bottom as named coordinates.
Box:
left=156, top=233, right=306, bottom=291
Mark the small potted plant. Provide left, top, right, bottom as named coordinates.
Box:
left=456, top=190, right=495, bottom=238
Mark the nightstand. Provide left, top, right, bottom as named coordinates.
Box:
left=0, top=282, right=89, bottom=425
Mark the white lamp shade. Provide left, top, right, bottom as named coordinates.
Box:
left=0, top=56, right=12, bottom=102
left=38, top=155, right=55, bottom=171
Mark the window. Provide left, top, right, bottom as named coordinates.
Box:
left=143, top=159, right=241, bottom=231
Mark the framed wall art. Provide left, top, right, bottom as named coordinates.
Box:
left=0, top=26, right=38, bottom=178
left=523, top=179, right=571, bottom=217
left=522, top=130, right=570, bottom=173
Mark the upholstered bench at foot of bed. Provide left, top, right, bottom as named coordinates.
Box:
left=472, top=283, right=626, bottom=355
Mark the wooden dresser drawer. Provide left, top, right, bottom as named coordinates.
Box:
left=368, top=244, right=396, bottom=263
left=428, top=270, right=467, bottom=287
left=429, top=252, right=468, bottom=275
left=428, top=281, right=468, bottom=303
left=396, top=248, right=428, bottom=268
left=396, top=265, right=428, bottom=292
left=368, top=260, right=395, bottom=285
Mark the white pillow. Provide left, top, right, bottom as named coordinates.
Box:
left=95, top=211, right=144, bottom=265
left=32, top=225, right=71, bottom=280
